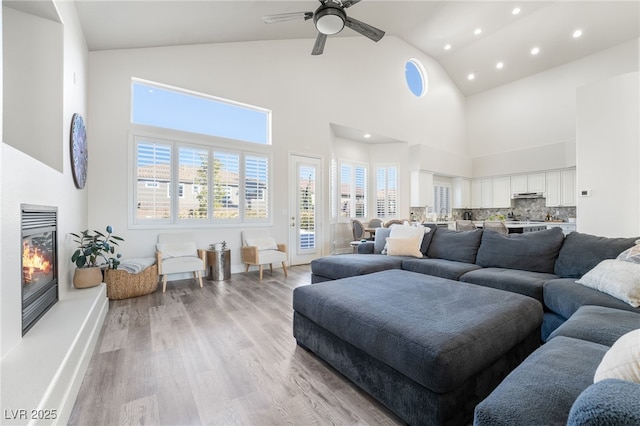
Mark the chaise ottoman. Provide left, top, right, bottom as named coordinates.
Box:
left=293, top=269, right=543, bottom=425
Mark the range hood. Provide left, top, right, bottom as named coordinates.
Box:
left=512, top=192, right=545, bottom=199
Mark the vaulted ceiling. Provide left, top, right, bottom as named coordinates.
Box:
left=70, top=0, right=640, bottom=96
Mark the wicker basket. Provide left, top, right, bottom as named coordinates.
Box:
left=104, top=264, right=158, bottom=300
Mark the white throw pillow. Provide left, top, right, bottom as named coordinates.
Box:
left=156, top=242, right=197, bottom=259
left=617, top=240, right=640, bottom=264
left=594, top=328, right=640, bottom=383
left=576, top=259, right=640, bottom=307
left=245, top=237, right=279, bottom=251
left=382, top=224, right=429, bottom=255
left=385, top=236, right=423, bottom=258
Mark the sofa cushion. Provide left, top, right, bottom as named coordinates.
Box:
left=460, top=268, right=557, bottom=303
left=567, top=379, right=640, bottom=426
left=385, top=236, right=423, bottom=257
left=474, top=336, right=608, bottom=426
left=310, top=254, right=405, bottom=281
left=475, top=227, right=564, bottom=273
left=544, top=278, right=640, bottom=320
left=426, top=228, right=483, bottom=264
left=554, top=232, right=638, bottom=278
left=594, top=328, right=640, bottom=383
left=548, top=305, right=640, bottom=347
left=576, top=259, right=640, bottom=307
left=401, top=258, right=481, bottom=281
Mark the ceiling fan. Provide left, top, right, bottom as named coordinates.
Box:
left=262, top=0, right=385, bottom=55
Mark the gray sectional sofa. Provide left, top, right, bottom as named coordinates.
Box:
left=301, top=226, right=640, bottom=425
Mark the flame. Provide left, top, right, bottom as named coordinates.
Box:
left=23, top=241, right=52, bottom=283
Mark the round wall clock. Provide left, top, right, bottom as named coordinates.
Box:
left=70, top=113, right=88, bottom=189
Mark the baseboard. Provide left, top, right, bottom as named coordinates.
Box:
left=0, top=284, right=108, bottom=425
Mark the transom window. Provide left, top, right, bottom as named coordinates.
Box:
left=131, top=79, right=271, bottom=145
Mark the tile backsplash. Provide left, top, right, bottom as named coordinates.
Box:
left=452, top=198, right=576, bottom=222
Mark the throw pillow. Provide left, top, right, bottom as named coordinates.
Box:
left=382, top=225, right=430, bottom=255
left=594, top=328, right=640, bottom=384
left=156, top=242, right=197, bottom=259
left=245, top=237, right=278, bottom=251
left=577, top=259, right=640, bottom=307
left=385, top=236, right=423, bottom=258
left=617, top=240, right=640, bottom=264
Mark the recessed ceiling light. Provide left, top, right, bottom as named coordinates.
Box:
left=444, top=44, right=452, bottom=51
left=467, top=73, right=475, bottom=81
left=573, top=29, right=583, bottom=38
left=496, top=62, right=504, bottom=69
left=474, top=28, right=482, bottom=36
left=512, top=7, right=521, bottom=15
left=363, top=133, right=372, bottom=139
left=531, top=47, right=540, bottom=55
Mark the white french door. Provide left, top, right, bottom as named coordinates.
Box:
left=288, top=154, right=323, bottom=265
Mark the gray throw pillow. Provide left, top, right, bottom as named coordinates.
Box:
left=374, top=227, right=391, bottom=254
left=475, top=227, right=565, bottom=273
left=554, top=232, right=639, bottom=278
left=426, top=228, right=483, bottom=264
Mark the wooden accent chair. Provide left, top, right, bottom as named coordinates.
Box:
left=156, top=233, right=206, bottom=292
left=241, top=230, right=288, bottom=280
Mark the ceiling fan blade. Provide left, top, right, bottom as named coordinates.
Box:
left=344, top=16, right=385, bottom=42
left=312, top=33, right=327, bottom=55
left=262, top=11, right=313, bottom=24
left=342, top=0, right=362, bottom=8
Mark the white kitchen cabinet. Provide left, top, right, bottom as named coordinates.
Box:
left=471, top=179, right=482, bottom=209
left=511, top=175, right=528, bottom=194
left=561, top=169, right=576, bottom=206
left=453, top=177, right=471, bottom=209
left=546, top=169, right=576, bottom=207
left=411, top=171, right=434, bottom=207
left=511, top=173, right=545, bottom=194
left=492, top=176, right=511, bottom=208
left=481, top=178, right=493, bottom=208
left=528, top=173, right=546, bottom=193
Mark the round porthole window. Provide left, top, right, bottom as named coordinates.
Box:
left=405, top=59, right=428, bottom=97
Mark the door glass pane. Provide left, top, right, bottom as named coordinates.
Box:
left=298, top=165, right=316, bottom=250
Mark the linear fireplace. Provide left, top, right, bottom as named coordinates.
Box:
left=21, top=204, right=58, bottom=335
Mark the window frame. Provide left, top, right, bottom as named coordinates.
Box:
left=129, top=131, right=273, bottom=228
left=374, top=163, right=399, bottom=219
left=338, top=160, right=368, bottom=221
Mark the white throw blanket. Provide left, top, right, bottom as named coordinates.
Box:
left=118, top=257, right=156, bottom=274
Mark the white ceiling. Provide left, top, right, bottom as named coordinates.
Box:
left=71, top=0, right=640, bottom=97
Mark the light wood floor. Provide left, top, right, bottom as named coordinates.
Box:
left=69, top=265, right=402, bottom=425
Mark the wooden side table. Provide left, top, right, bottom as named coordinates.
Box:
left=207, top=249, right=231, bottom=281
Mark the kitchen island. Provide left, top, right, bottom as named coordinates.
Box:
left=474, top=221, right=576, bottom=234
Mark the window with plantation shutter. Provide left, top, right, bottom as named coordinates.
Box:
left=213, top=151, right=240, bottom=220
left=245, top=155, right=269, bottom=221
left=376, top=165, right=398, bottom=218
left=135, top=140, right=171, bottom=222
left=132, top=137, right=271, bottom=226
left=339, top=161, right=367, bottom=220
left=330, top=158, right=337, bottom=219
left=178, top=146, right=208, bottom=219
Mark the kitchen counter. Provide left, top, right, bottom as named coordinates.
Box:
left=474, top=221, right=576, bottom=235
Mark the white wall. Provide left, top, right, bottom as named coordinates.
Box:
left=576, top=72, right=639, bottom=237
left=1, top=0, right=88, bottom=358
left=2, top=6, right=64, bottom=172
left=467, top=38, right=639, bottom=177
left=87, top=36, right=467, bottom=271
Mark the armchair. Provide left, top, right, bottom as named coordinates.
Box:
left=156, top=233, right=206, bottom=292
left=241, top=230, right=288, bottom=280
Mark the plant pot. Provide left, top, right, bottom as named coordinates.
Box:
left=73, top=267, right=103, bottom=289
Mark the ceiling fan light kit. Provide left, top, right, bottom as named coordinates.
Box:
left=262, top=0, right=385, bottom=55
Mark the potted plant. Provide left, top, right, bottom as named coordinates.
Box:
left=70, top=225, right=124, bottom=288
